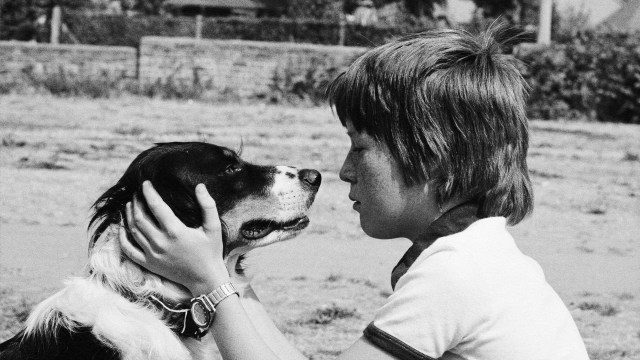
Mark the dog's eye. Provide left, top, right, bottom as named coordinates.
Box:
left=224, top=164, right=242, bottom=175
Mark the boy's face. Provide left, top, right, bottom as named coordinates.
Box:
left=340, top=120, right=433, bottom=241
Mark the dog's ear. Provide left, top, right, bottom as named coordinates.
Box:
left=89, top=178, right=135, bottom=248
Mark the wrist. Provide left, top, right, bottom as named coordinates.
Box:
left=188, top=262, right=230, bottom=296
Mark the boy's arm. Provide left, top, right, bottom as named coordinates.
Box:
left=239, top=285, right=308, bottom=360
left=210, top=285, right=397, bottom=360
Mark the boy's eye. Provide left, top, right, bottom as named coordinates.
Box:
left=224, top=164, right=242, bottom=175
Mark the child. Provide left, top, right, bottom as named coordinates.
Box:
left=120, top=26, right=589, bottom=359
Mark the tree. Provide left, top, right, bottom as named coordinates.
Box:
left=402, top=0, right=446, bottom=18
left=0, top=0, right=40, bottom=40
left=0, top=0, right=86, bottom=41
left=284, top=0, right=345, bottom=20
left=472, top=0, right=538, bottom=26
left=131, top=0, right=164, bottom=15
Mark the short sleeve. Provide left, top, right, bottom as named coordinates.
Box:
left=364, top=251, right=483, bottom=359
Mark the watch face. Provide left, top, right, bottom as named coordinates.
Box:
left=191, top=301, right=210, bottom=327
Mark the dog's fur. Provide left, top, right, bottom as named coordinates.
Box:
left=0, top=142, right=321, bottom=360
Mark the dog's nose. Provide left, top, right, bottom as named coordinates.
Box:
left=300, top=169, right=321, bottom=188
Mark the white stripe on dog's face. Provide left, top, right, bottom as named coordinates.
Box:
left=270, top=166, right=300, bottom=195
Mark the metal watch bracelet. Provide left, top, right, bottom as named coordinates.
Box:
left=203, top=282, right=239, bottom=309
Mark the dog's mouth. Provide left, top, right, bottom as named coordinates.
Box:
left=240, top=216, right=310, bottom=240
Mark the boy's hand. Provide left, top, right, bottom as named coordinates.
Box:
left=118, top=181, right=230, bottom=295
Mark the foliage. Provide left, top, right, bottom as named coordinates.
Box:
left=517, top=31, right=640, bottom=123
left=401, top=0, right=446, bottom=18
left=1, top=0, right=42, bottom=41
left=286, top=0, right=342, bottom=20
left=131, top=0, right=165, bottom=15
left=63, top=13, right=433, bottom=47
left=471, top=0, right=538, bottom=26
left=64, top=12, right=194, bottom=46
left=1, top=67, right=217, bottom=101
left=269, top=56, right=345, bottom=105
left=0, top=0, right=87, bottom=41
left=552, top=4, right=591, bottom=43
left=200, top=17, right=341, bottom=45
left=25, top=67, right=117, bottom=98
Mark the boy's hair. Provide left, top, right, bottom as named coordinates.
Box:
left=326, top=25, right=533, bottom=225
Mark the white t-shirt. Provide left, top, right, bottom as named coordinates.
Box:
left=364, top=217, right=589, bottom=360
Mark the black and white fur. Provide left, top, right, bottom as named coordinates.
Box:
left=0, top=142, right=321, bottom=360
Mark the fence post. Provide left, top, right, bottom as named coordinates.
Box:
left=338, top=13, right=346, bottom=46
left=537, top=0, right=552, bottom=45
left=195, top=14, right=203, bottom=39
left=51, top=5, right=61, bottom=44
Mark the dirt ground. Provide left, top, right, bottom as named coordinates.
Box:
left=1, top=95, right=639, bottom=359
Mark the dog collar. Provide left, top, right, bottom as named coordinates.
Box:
left=149, top=295, right=209, bottom=339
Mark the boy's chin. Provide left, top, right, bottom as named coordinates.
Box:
left=360, top=218, right=401, bottom=240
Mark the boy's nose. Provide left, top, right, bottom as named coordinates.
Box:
left=339, top=156, right=355, bottom=184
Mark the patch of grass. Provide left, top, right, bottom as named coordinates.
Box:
left=586, top=207, right=607, bottom=215
left=31, top=70, right=115, bottom=99
left=577, top=302, right=619, bottom=317
left=2, top=135, right=27, bottom=148
left=0, top=287, right=35, bottom=342
left=529, top=169, right=564, bottom=179
left=616, top=293, right=634, bottom=301
left=530, top=125, right=616, bottom=141
left=17, top=156, right=68, bottom=170
left=588, top=348, right=639, bottom=360
left=301, top=304, right=359, bottom=325
left=347, top=278, right=377, bottom=288
left=9, top=68, right=235, bottom=102
left=622, top=152, right=639, bottom=162
left=607, top=247, right=628, bottom=256
left=114, top=126, right=145, bottom=136
left=129, top=78, right=210, bottom=101
left=576, top=245, right=595, bottom=254
left=325, top=273, right=343, bottom=282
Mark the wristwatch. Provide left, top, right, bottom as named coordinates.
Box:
left=190, top=282, right=239, bottom=332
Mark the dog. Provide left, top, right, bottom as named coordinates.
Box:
left=0, top=142, right=321, bottom=360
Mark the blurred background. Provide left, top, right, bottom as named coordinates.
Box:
left=0, top=0, right=639, bottom=123
left=1, top=1, right=639, bottom=359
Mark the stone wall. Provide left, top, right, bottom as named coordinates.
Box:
left=0, top=41, right=137, bottom=81
left=138, top=37, right=366, bottom=96
left=0, top=38, right=367, bottom=96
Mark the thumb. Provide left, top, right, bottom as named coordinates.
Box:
left=195, top=183, right=221, bottom=235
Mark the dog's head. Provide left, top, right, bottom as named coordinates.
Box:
left=87, top=142, right=320, bottom=300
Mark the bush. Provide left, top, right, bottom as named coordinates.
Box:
left=270, top=56, right=344, bottom=105
left=65, top=12, right=195, bottom=46
left=63, top=13, right=431, bottom=47
left=0, top=69, right=218, bottom=101
left=517, top=31, right=640, bottom=124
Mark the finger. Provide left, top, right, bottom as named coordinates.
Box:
left=141, top=181, right=183, bottom=232
left=129, top=197, right=164, bottom=253
left=195, top=184, right=221, bottom=234
left=118, top=225, right=147, bottom=265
